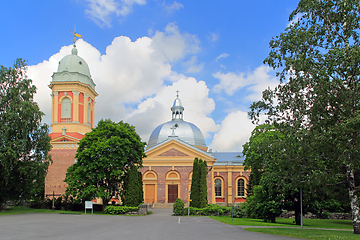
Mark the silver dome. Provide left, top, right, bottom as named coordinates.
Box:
left=147, top=92, right=206, bottom=149
left=148, top=120, right=206, bottom=149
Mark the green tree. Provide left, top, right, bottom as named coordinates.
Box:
left=190, top=158, right=200, bottom=207
left=0, top=59, right=51, bottom=209
left=64, top=119, right=146, bottom=210
left=190, top=158, right=208, bottom=208
left=249, top=0, right=360, bottom=233
left=121, top=164, right=144, bottom=207
left=243, top=124, right=347, bottom=224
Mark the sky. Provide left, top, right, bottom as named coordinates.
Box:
left=0, top=0, right=300, bottom=152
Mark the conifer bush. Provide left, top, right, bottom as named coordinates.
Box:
left=173, top=198, right=185, bottom=216
left=190, top=158, right=208, bottom=208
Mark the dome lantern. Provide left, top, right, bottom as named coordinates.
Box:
left=147, top=91, right=206, bottom=150
left=171, top=90, right=184, bottom=121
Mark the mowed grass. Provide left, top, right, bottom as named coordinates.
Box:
left=245, top=228, right=357, bottom=240
left=209, top=215, right=353, bottom=230
left=0, top=206, right=103, bottom=215
left=210, top=216, right=356, bottom=240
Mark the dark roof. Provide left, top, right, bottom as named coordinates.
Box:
left=213, top=152, right=244, bottom=165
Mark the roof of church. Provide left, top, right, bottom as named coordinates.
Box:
left=213, top=152, right=244, bottom=165
left=51, top=46, right=96, bottom=90
left=147, top=93, right=206, bottom=149
left=145, top=136, right=214, bottom=159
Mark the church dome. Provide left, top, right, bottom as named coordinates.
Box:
left=58, top=47, right=91, bottom=78
left=52, top=46, right=96, bottom=90
left=147, top=93, right=206, bottom=149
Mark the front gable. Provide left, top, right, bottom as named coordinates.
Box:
left=50, top=134, right=80, bottom=150
left=144, top=139, right=215, bottom=167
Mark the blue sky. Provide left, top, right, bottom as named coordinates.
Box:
left=1, top=0, right=299, bottom=151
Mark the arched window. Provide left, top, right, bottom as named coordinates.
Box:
left=88, top=103, right=91, bottom=123
left=237, top=179, right=245, bottom=197
left=215, top=179, right=222, bottom=197
left=61, top=98, right=71, bottom=122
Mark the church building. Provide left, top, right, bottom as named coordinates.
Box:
left=141, top=94, right=249, bottom=205
left=45, top=41, right=249, bottom=206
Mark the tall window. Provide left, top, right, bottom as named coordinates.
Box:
left=87, top=103, right=91, bottom=123
left=215, top=179, right=222, bottom=197
left=61, top=98, right=71, bottom=122
left=238, top=179, right=245, bottom=197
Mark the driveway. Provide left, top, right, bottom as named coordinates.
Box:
left=0, top=208, right=301, bottom=240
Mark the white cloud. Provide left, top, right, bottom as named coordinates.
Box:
left=209, top=32, right=219, bottom=42
left=209, top=111, right=254, bottom=152
left=84, top=0, right=147, bottom=27
left=183, top=56, right=204, bottom=73
left=215, top=53, right=229, bottom=62
left=27, top=24, right=215, bottom=145
left=165, top=1, right=184, bottom=13
left=151, top=22, right=201, bottom=62
left=287, top=13, right=304, bottom=27
left=212, top=65, right=278, bottom=100
left=125, top=78, right=219, bottom=142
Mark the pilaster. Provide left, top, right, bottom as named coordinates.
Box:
left=53, top=91, right=58, bottom=123
left=72, top=91, right=80, bottom=123
left=84, top=93, right=89, bottom=124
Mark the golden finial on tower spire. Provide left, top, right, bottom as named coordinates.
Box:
left=70, top=23, right=82, bottom=47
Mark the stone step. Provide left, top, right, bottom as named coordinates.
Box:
left=151, top=203, right=174, bottom=209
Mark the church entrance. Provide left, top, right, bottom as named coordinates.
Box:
left=145, top=184, right=155, bottom=204
left=168, top=185, right=178, bottom=203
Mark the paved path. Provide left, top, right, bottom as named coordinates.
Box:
left=0, top=208, right=301, bottom=240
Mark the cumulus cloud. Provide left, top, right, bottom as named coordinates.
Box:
left=209, top=111, right=254, bottom=152
left=84, top=0, right=147, bottom=27
left=125, top=78, right=219, bottom=142
left=183, top=56, right=204, bottom=73
left=151, top=22, right=201, bottom=62
left=165, top=1, right=184, bottom=13
left=27, top=24, right=217, bottom=144
left=212, top=65, right=278, bottom=100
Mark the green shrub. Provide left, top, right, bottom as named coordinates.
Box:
left=104, top=205, right=139, bottom=214
left=54, top=196, right=62, bottom=210
left=173, top=198, right=185, bottom=216
left=29, top=199, right=48, bottom=209
left=182, top=204, right=230, bottom=216
left=233, top=205, right=245, bottom=218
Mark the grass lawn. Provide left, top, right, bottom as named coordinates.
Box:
left=0, top=206, right=103, bottom=215
left=210, top=216, right=356, bottom=239
left=209, top=216, right=353, bottom=230
left=245, top=228, right=357, bottom=240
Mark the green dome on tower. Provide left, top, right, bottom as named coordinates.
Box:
left=51, top=46, right=95, bottom=90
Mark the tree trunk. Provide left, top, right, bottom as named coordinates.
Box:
left=346, top=165, right=360, bottom=234
left=294, top=203, right=300, bottom=225
left=102, top=198, right=109, bottom=212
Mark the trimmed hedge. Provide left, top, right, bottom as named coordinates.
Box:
left=176, top=204, right=231, bottom=216
left=104, top=205, right=139, bottom=215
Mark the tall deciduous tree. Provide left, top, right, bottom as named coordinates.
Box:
left=0, top=59, right=51, bottom=209
left=64, top=119, right=146, bottom=210
left=244, top=124, right=348, bottom=224
left=249, top=0, right=360, bottom=233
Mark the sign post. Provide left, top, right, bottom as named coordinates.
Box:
left=85, top=201, right=93, bottom=214
left=188, top=191, right=191, bottom=216
left=45, top=191, right=61, bottom=212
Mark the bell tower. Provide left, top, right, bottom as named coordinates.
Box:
left=45, top=32, right=98, bottom=196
